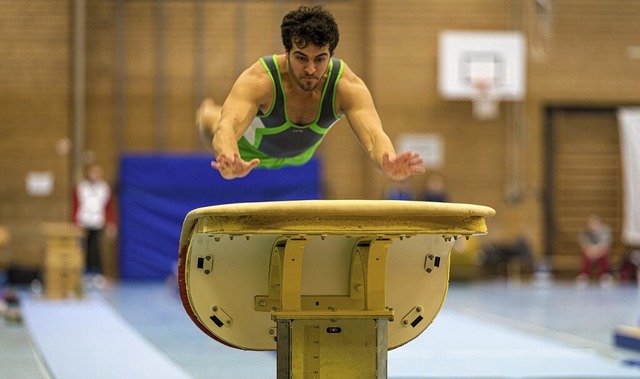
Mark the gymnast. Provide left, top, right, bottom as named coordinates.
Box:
left=196, top=5, right=425, bottom=180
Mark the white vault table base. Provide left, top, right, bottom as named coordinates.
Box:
left=177, top=200, right=495, bottom=378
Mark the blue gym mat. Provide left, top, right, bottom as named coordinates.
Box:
left=22, top=294, right=193, bottom=379
left=21, top=287, right=640, bottom=379
left=389, top=309, right=640, bottom=378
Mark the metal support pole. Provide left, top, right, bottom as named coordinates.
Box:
left=115, top=0, right=126, bottom=153
left=72, top=0, right=86, bottom=181
left=154, top=0, right=166, bottom=151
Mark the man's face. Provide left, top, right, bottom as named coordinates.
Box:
left=87, top=166, right=102, bottom=182
left=287, top=43, right=331, bottom=92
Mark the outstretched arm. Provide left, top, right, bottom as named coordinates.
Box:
left=204, top=63, right=268, bottom=179
left=337, top=64, right=425, bottom=181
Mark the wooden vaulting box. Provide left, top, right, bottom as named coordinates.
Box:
left=40, top=223, right=84, bottom=299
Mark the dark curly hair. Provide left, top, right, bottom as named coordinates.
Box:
left=281, top=5, right=340, bottom=55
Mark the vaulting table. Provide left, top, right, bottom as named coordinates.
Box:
left=178, top=200, right=495, bottom=378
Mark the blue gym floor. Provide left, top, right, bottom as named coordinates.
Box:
left=4, top=279, right=640, bottom=379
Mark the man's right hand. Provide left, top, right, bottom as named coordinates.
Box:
left=211, top=153, right=260, bottom=179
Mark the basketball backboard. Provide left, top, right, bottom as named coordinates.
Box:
left=438, top=31, right=526, bottom=119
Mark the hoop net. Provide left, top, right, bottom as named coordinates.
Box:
left=471, top=78, right=499, bottom=120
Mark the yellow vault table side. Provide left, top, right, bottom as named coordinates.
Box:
left=177, top=200, right=494, bottom=378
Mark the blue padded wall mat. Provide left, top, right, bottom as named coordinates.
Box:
left=118, top=153, right=321, bottom=280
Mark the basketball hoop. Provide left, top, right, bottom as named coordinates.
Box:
left=471, top=78, right=499, bottom=120
left=438, top=31, right=525, bottom=121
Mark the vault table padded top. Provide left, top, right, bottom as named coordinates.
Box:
left=179, top=200, right=495, bottom=240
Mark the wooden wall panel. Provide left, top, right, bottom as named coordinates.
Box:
left=528, top=0, right=640, bottom=101
left=0, top=1, right=72, bottom=267
left=122, top=2, right=156, bottom=151
left=2, top=0, right=640, bottom=273
left=549, top=108, right=622, bottom=273
left=163, top=1, right=197, bottom=152
left=201, top=2, right=240, bottom=107
left=86, top=1, right=118, bottom=180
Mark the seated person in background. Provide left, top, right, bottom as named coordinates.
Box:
left=619, top=248, right=640, bottom=284
left=420, top=172, right=449, bottom=202
left=383, top=179, right=414, bottom=201
left=576, top=214, right=613, bottom=287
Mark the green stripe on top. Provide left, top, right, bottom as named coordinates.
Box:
left=238, top=56, right=343, bottom=168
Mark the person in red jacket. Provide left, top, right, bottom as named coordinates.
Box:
left=576, top=214, right=613, bottom=288
left=73, top=164, right=117, bottom=278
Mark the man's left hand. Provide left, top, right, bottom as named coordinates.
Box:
left=381, top=151, right=425, bottom=181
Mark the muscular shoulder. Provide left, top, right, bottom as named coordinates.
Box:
left=335, top=61, right=371, bottom=115
left=232, top=59, right=274, bottom=105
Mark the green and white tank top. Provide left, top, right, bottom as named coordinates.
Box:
left=238, top=55, right=344, bottom=168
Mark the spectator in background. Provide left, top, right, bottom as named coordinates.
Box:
left=576, top=214, right=613, bottom=288
left=420, top=172, right=449, bottom=202
left=73, top=164, right=117, bottom=284
left=619, top=248, right=640, bottom=284
left=384, top=179, right=414, bottom=200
